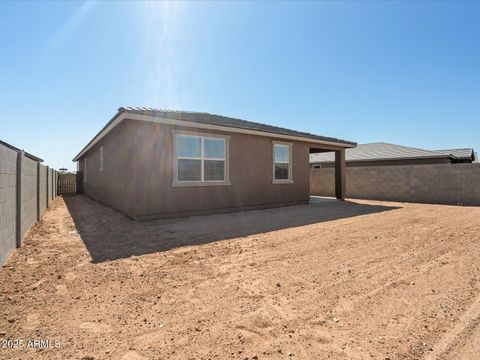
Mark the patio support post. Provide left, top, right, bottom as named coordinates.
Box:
left=335, top=149, right=346, bottom=200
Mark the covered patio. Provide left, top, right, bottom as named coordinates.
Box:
left=310, top=147, right=346, bottom=200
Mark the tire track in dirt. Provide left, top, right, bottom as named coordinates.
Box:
left=426, top=293, right=480, bottom=359
left=334, top=249, right=456, bottom=313
left=333, top=234, right=480, bottom=315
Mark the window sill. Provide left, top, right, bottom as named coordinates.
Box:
left=172, top=181, right=231, bottom=187
left=272, top=180, right=294, bottom=184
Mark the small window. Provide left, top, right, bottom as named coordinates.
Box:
left=84, top=157, right=87, bottom=183
left=99, top=146, right=104, bottom=172
left=174, top=133, right=229, bottom=185
left=273, top=142, right=292, bottom=183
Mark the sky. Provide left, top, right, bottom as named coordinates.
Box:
left=1, top=0, right=479, bottom=170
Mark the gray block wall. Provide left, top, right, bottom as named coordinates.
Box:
left=0, top=143, right=58, bottom=266
left=39, top=165, right=47, bottom=214
left=0, top=146, right=18, bottom=266
left=21, top=156, right=38, bottom=242
left=49, top=168, right=54, bottom=203
left=310, top=163, right=480, bottom=206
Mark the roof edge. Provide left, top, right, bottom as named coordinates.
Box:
left=310, top=154, right=454, bottom=164
left=73, top=108, right=356, bottom=161
left=72, top=109, right=125, bottom=161
left=121, top=107, right=357, bottom=146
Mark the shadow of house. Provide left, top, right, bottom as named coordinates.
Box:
left=64, top=195, right=400, bottom=263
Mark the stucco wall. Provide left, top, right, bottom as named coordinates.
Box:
left=132, top=122, right=312, bottom=219
left=80, top=119, right=333, bottom=220
left=310, top=163, right=480, bottom=205
left=81, top=121, right=135, bottom=216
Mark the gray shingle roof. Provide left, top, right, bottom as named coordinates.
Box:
left=120, top=107, right=356, bottom=146
left=435, top=148, right=475, bottom=161
left=310, top=142, right=451, bottom=163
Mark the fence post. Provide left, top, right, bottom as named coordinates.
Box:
left=15, top=150, right=23, bottom=248
left=46, top=166, right=49, bottom=208
left=37, top=162, right=40, bottom=221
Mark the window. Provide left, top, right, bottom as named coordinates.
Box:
left=273, top=142, right=293, bottom=183
left=99, top=146, right=104, bottom=172
left=174, top=132, right=229, bottom=186
left=84, top=157, right=87, bottom=183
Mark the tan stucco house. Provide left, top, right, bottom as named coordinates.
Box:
left=73, top=107, right=355, bottom=220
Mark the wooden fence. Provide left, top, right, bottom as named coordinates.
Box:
left=57, top=173, right=77, bottom=195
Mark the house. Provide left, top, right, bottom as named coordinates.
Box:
left=73, top=107, right=356, bottom=220
left=435, top=148, right=477, bottom=163
left=310, top=142, right=477, bottom=168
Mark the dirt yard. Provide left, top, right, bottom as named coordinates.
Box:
left=1, top=196, right=480, bottom=360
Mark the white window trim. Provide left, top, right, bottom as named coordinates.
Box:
left=272, top=141, right=293, bottom=184
left=99, top=146, right=104, bottom=172
left=172, top=130, right=231, bottom=187
left=84, top=157, right=87, bottom=183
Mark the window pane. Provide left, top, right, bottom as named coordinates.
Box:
left=204, top=138, right=225, bottom=159
left=204, top=160, right=225, bottom=181
left=274, top=144, right=289, bottom=162
left=275, top=162, right=289, bottom=180
left=178, top=135, right=201, bottom=158
left=178, top=159, right=201, bottom=181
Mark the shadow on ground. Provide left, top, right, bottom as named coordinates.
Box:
left=64, top=195, right=400, bottom=263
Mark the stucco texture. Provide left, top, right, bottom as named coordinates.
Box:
left=80, top=120, right=341, bottom=219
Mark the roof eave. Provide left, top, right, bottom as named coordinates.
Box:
left=72, top=109, right=125, bottom=161
left=73, top=109, right=356, bottom=161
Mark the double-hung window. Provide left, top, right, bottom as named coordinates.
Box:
left=174, top=132, right=229, bottom=185
left=273, top=142, right=293, bottom=183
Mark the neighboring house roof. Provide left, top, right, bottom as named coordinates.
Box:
left=0, top=139, right=43, bottom=162
left=73, top=107, right=356, bottom=161
left=435, top=148, right=476, bottom=162
left=310, top=142, right=452, bottom=164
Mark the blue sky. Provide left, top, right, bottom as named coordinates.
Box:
left=1, top=1, right=479, bottom=170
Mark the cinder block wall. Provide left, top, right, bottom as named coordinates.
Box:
left=21, top=157, right=38, bottom=240
left=49, top=168, right=54, bottom=203
left=39, top=165, right=47, bottom=214
left=0, top=143, right=58, bottom=266
left=0, top=146, right=18, bottom=266
left=310, top=163, right=480, bottom=206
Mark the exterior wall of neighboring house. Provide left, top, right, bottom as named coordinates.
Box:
left=310, top=163, right=480, bottom=206
left=79, top=119, right=324, bottom=220
left=313, top=157, right=451, bottom=168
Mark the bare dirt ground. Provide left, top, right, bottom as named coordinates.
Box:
left=1, top=195, right=480, bottom=360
